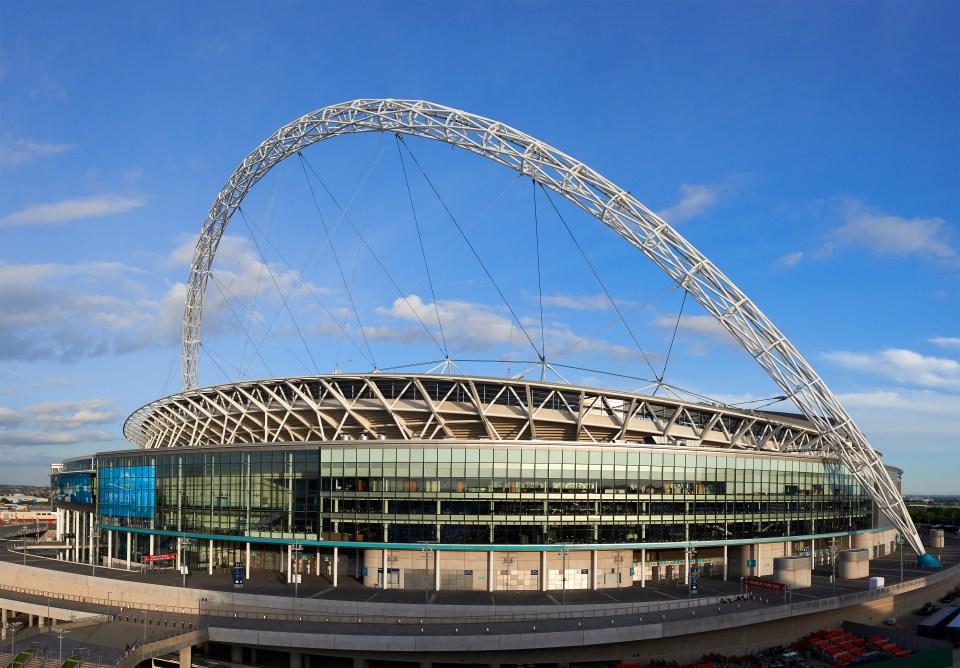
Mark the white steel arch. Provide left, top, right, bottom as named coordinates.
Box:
left=182, top=98, right=929, bottom=560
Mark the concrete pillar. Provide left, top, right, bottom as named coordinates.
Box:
left=591, top=550, right=598, bottom=590
left=245, top=542, right=251, bottom=579
left=1, top=608, right=6, bottom=639
left=231, top=646, right=242, bottom=663
left=73, top=511, right=79, bottom=562
left=178, top=645, right=192, bottom=668
left=352, top=659, right=366, bottom=668
left=684, top=548, right=690, bottom=585
left=640, top=548, right=646, bottom=588
left=723, top=544, right=728, bottom=581
left=126, top=532, right=132, bottom=571
left=289, top=652, right=302, bottom=668
left=381, top=550, right=387, bottom=589
left=332, top=547, right=339, bottom=587
left=433, top=550, right=441, bottom=592
left=209, top=539, right=214, bottom=575
left=107, top=530, right=113, bottom=568
left=487, top=551, right=494, bottom=593
left=89, top=512, right=94, bottom=564
left=540, top=551, right=547, bottom=591
left=149, top=534, right=155, bottom=558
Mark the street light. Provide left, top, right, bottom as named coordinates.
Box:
left=3, top=622, right=17, bottom=657
left=896, top=534, right=904, bottom=582
left=558, top=546, right=570, bottom=605
left=291, top=543, right=303, bottom=598
left=419, top=542, right=435, bottom=612
left=685, top=544, right=698, bottom=599
left=830, top=536, right=837, bottom=596
left=178, top=538, right=195, bottom=588
left=52, top=627, right=69, bottom=665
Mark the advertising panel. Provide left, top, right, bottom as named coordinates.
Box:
left=99, top=465, right=155, bottom=518
left=53, top=472, right=94, bottom=505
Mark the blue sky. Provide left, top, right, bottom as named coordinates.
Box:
left=0, top=0, right=957, bottom=493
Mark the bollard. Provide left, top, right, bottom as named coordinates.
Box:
left=638, top=617, right=643, bottom=624
left=485, top=628, right=490, bottom=634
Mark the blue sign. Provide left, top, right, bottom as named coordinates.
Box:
left=233, top=567, right=244, bottom=584
left=691, top=574, right=699, bottom=592
left=99, top=466, right=156, bottom=518
left=464, top=570, right=473, bottom=575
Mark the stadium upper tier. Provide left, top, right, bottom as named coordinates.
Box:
left=123, top=373, right=825, bottom=453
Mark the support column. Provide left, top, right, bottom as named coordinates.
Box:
left=487, top=551, right=494, bottom=593
left=126, top=532, right=132, bottom=571
left=591, top=550, right=598, bottom=590
left=73, top=511, right=79, bottom=562
left=640, top=548, right=646, bottom=588
left=245, top=543, right=251, bottom=579
left=209, top=539, right=214, bottom=575
left=289, top=652, right=302, bottom=668
left=1, top=608, right=7, bottom=639
left=723, top=544, right=728, bottom=581
left=178, top=646, right=192, bottom=668
left=107, top=531, right=113, bottom=569
left=433, top=550, right=441, bottom=592
left=381, top=550, right=387, bottom=589
left=684, top=548, right=690, bottom=585
left=231, top=646, right=242, bottom=663
left=540, top=551, right=547, bottom=591
left=286, top=545, right=291, bottom=583
left=332, top=547, right=339, bottom=587
left=149, top=534, right=155, bottom=558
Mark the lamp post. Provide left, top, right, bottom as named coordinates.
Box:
left=418, top=541, right=435, bottom=612
left=178, top=538, right=194, bottom=588
left=52, top=627, right=69, bottom=665
left=3, top=622, right=16, bottom=657
left=291, top=543, right=303, bottom=598
left=830, top=536, right=837, bottom=596
left=558, top=546, right=570, bottom=605
left=896, top=534, right=904, bottom=582
left=685, top=544, right=698, bottom=599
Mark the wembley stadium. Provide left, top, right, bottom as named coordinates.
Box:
left=31, top=100, right=954, bottom=666
left=52, top=371, right=904, bottom=593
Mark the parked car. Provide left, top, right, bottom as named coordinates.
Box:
left=918, top=602, right=938, bottom=616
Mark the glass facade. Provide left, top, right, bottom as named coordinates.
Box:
left=91, top=444, right=874, bottom=546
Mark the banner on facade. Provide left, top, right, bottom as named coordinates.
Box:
left=143, top=553, right=176, bottom=563
left=741, top=576, right=789, bottom=592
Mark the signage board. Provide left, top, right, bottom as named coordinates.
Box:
left=143, top=553, right=176, bottom=563
left=741, top=576, right=789, bottom=592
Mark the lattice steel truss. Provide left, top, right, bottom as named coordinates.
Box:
left=181, top=99, right=924, bottom=556
left=125, top=373, right=826, bottom=452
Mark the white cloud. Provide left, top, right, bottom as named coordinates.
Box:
left=826, top=199, right=955, bottom=260
left=836, top=388, right=959, bottom=456
left=930, top=337, right=960, bottom=349
left=0, top=399, right=119, bottom=448
left=656, top=176, right=745, bottom=223
left=651, top=314, right=736, bottom=354
left=778, top=251, right=804, bottom=268
left=0, top=137, right=73, bottom=169
left=657, top=184, right=720, bottom=223
left=540, top=294, right=611, bottom=311
left=0, top=194, right=147, bottom=227
left=822, top=348, right=960, bottom=391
